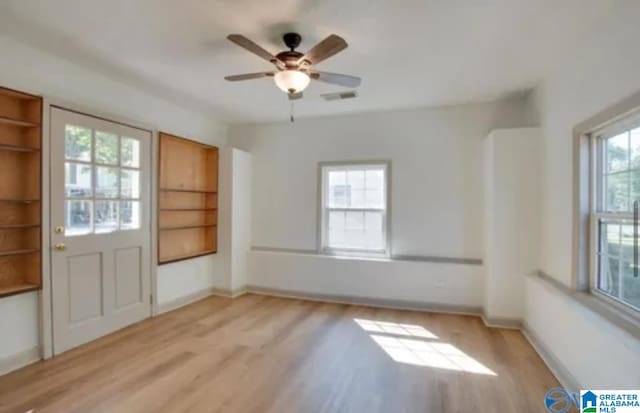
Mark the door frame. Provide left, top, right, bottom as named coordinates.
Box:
left=40, top=97, right=160, bottom=359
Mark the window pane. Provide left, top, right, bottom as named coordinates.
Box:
left=341, top=211, right=366, bottom=249
left=348, top=170, right=365, bottom=189
left=366, top=169, right=384, bottom=191
left=121, top=169, right=140, bottom=199
left=66, top=200, right=92, bottom=236
left=120, top=201, right=140, bottom=230
left=599, top=255, right=620, bottom=297
left=621, top=262, right=640, bottom=309
left=598, top=220, right=640, bottom=310
left=631, top=127, right=640, bottom=168
left=95, top=131, right=119, bottom=165
left=328, top=171, right=348, bottom=208
left=121, top=137, right=140, bottom=168
left=345, top=211, right=365, bottom=230
left=328, top=211, right=346, bottom=247
left=65, top=162, right=92, bottom=197
left=605, top=172, right=629, bottom=212
left=632, top=170, right=640, bottom=205
left=95, top=166, right=119, bottom=198
left=351, top=189, right=366, bottom=208
left=95, top=201, right=118, bottom=233
left=365, top=190, right=384, bottom=209
left=606, top=132, right=629, bottom=173
left=365, top=211, right=385, bottom=249
left=65, top=125, right=92, bottom=162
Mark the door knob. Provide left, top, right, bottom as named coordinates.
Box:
left=54, top=243, right=66, bottom=251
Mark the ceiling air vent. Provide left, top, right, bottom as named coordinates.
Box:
left=321, top=90, right=358, bottom=101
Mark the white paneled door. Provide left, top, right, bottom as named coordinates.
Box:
left=50, top=108, right=151, bottom=354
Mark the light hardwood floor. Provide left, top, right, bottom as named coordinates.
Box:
left=0, top=294, right=564, bottom=413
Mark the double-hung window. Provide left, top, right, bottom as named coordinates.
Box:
left=591, top=115, right=640, bottom=312
left=320, top=162, right=389, bottom=255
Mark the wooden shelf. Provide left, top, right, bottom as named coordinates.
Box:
left=0, top=224, right=39, bottom=229
left=0, top=248, right=40, bottom=257
left=158, top=132, right=218, bottom=265
left=159, top=249, right=217, bottom=264
left=0, top=143, right=40, bottom=152
left=0, top=88, right=40, bottom=101
left=160, top=224, right=217, bottom=231
left=159, top=188, right=217, bottom=194
left=0, top=199, right=40, bottom=204
left=0, top=86, right=42, bottom=298
left=0, top=116, right=40, bottom=128
left=0, top=282, right=39, bottom=298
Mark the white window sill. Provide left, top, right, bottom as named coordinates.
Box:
left=527, top=271, right=640, bottom=345
left=250, top=246, right=483, bottom=266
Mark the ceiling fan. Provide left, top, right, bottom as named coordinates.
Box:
left=224, top=32, right=361, bottom=100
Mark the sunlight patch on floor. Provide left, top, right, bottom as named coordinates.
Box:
left=354, top=318, right=497, bottom=376
left=353, top=318, right=438, bottom=339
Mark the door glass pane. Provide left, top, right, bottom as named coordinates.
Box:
left=65, top=125, right=92, bottom=162
left=95, top=131, right=119, bottom=165
left=95, top=166, right=119, bottom=198
left=120, top=201, right=140, bottom=230
left=65, top=162, right=92, bottom=197
left=121, top=137, right=140, bottom=168
left=94, top=201, right=118, bottom=233
left=66, top=200, right=92, bottom=236
left=121, top=169, right=140, bottom=199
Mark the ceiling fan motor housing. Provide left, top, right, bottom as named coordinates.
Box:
left=283, top=32, right=302, bottom=50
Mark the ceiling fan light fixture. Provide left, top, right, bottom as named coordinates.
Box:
left=274, top=70, right=310, bottom=94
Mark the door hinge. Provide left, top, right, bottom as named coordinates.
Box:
left=150, top=294, right=153, bottom=305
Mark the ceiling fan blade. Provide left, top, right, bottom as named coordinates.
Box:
left=288, top=92, right=303, bottom=100
left=227, top=34, right=285, bottom=69
left=224, top=72, right=274, bottom=81
left=310, top=71, right=361, bottom=88
left=298, top=34, right=348, bottom=66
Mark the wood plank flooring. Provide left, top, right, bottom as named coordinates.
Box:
left=0, top=294, right=565, bottom=413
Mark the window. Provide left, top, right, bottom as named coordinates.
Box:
left=591, top=116, right=640, bottom=312
left=65, top=125, right=141, bottom=236
left=320, top=162, right=389, bottom=255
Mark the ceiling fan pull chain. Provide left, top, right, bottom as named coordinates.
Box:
left=290, top=100, right=295, bottom=123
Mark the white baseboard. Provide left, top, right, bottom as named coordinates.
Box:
left=521, top=321, right=580, bottom=394
left=0, top=346, right=40, bottom=376
left=212, top=286, right=248, bottom=299
left=157, top=287, right=217, bottom=314
left=481, top=313, right=522, bottom=329
left=246, top=285, right=483, bottom=316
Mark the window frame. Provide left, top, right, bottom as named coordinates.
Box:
left=588, top=113, right=640, bottom=315
left=318, top=161, right=391, bottom=257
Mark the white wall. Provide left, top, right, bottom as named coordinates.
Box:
left=525, top=275, right=640, bottom=389
left=231, top=98, right=532, bottom=258
left=536, top=1, right=640, bottom=285
left=228, top=149, right=252, bottom=292
left=0, top=35, right=228, bottom=369
left=527, top=1, right=640, bottom=389
left=249, top=251, right=483, bottom=310
left=483, top=128, right=541, bottom=320
left=230, top=98, right=532, bottom=305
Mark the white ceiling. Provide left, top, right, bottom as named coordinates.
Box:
left=2, top=0, right=612, bottom=123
